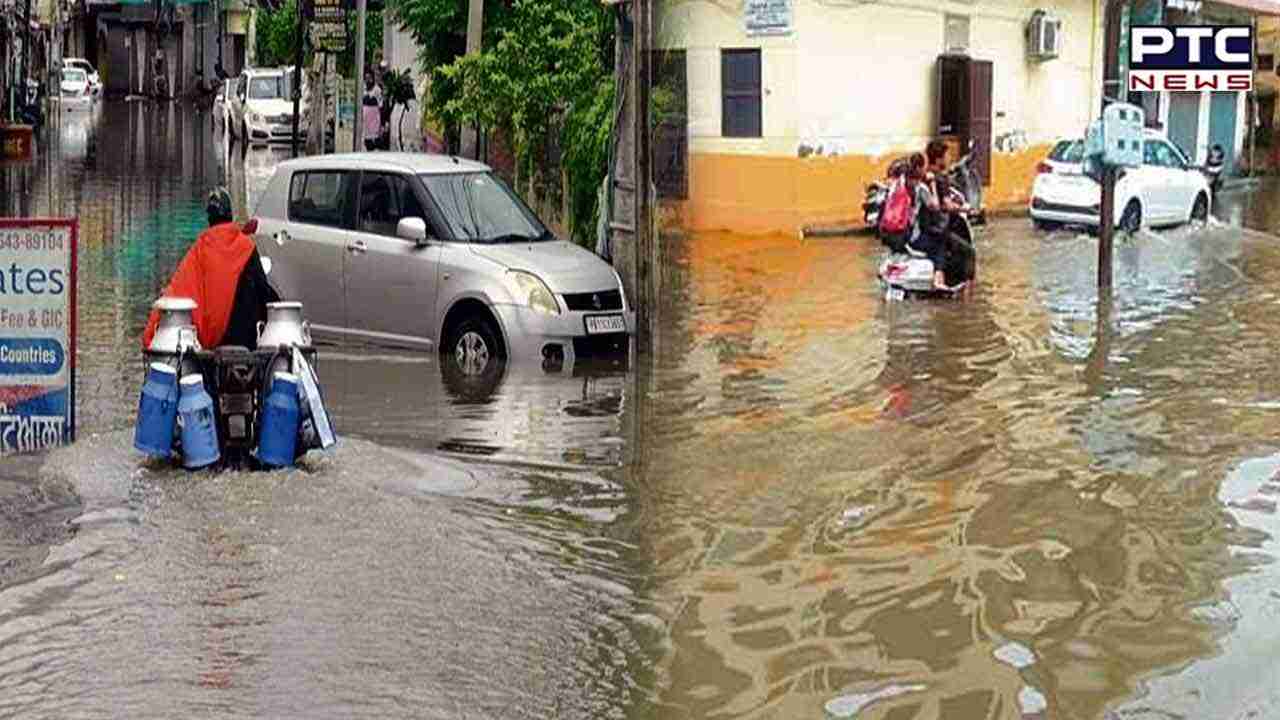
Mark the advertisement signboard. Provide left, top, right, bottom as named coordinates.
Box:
left=310, top=0, right=348, bottom=53
left=0, top=219, right=77, bottom=455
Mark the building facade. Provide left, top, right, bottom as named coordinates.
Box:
left=87, top=0, right=249, bottom=97
left=655, top=0, right=1106, bottom=235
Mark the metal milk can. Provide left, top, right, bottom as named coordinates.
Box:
left=257, top=302, right=311, bottom=349
left=148, top=297, right=202, bottom=374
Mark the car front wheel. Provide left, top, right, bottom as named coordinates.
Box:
left=1190, top=192, right=1209, bottom=223
left=1120, top=200, right=1142, bottom=234
left=445, top=314, right=506, bottom=377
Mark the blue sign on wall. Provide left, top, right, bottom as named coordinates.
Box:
left=0, top=220, right=77, bottom=456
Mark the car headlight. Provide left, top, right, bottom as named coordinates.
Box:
left=249, top=112, right=262, bottom=123
left=610, top=267, right=627, bottom=310
left=508, top=270, right=560, bottom=315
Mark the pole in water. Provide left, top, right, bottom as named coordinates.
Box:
left=1097, top=0, right=1127, bottom=293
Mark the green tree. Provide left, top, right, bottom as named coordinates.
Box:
left=254, top=0, right=302, bottom=68
left=386, top=0, right=617, bottom=245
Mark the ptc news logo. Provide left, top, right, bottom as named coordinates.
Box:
left=1129, top=25, right=1253, bottom=92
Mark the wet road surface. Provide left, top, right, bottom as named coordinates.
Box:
left=3, top=101, right=1280, bottom=719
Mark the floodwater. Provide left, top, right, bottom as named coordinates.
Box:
left=3, top=101, right=1280, bottom=719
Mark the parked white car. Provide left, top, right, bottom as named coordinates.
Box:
left=58, top=68, right=93, bottom=109
left=228, top=67, right=306, bottom=145
left=62, top=58, right=101, bottom=96
left=1030, top=129, right=1211, bottom=232
left=213, top=82, right=230, bottom=135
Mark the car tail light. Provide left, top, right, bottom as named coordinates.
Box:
left=242, top=218, right=259, bottom=234
left=886, top=263, right=906, bottom=278
left=1036, top=161, right=1053, bottom=174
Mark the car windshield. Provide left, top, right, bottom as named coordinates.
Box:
left=1049, top=139, right=1084, bottom=163
left=63, top=70, right=86, bottom=82
left=419, top=172, right=550, bottom=243
left=248, top=76, right=285, bottom=99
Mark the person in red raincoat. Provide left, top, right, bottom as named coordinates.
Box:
left=141, top=187, right=281, bottom=351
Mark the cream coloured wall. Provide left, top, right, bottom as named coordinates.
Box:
left=657, top=0, right=1104, bottom=159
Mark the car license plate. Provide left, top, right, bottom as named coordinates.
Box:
left=886, top=287, right=905, bottom=302
left=585, top=314, right=625, bottom=334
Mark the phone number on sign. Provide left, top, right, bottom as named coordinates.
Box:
left=0, top=230, right=67, bottom=252
left=0, top=308, right=65, bottom=329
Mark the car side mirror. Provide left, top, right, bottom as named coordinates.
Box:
left=397, top=217, right=430, bottom=244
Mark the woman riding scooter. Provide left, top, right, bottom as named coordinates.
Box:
left=905, top=155, right=974, bottom=291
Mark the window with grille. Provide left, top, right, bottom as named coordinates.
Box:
left=721, top=49, right=762, bottom=138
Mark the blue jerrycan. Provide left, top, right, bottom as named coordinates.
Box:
left=134, top=362, right=179, bottom=457
left=257, top=372, right=300, bottom=468
left=178, top=374, right=221, bottom=469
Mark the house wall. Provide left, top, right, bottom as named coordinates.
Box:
left=657, top=0, right=1105, bottom=235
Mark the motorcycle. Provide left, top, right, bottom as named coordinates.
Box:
left=877, top=187, right=977, bottom=301
left=864, top=139, right=986, bottom=230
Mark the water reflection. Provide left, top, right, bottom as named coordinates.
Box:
left=318, top=349, right=630, bottom=470
left=635, top=222, right=1280, bottom=719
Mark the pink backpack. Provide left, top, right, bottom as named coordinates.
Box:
left=879, top=179, right=913, bottom=234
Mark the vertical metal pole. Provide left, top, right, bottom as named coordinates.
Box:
left=1098, top=0, right=1126, bottom=296
left=353, top=0, right=366, bottom=151
left=217, top=0, right=224, bottom=76
left=634, top=0, right=651, bottom=351
left=1250, top=14, right=1257, bottom=177
left=291, top=0, right=304, bottom=157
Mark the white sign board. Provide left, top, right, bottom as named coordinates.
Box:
left=0, top=220, right=77, bottom=455
left=746, top=0, right=792, bottom=36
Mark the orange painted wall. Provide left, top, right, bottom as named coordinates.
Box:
left=677, top=143, right=1056, bottom=235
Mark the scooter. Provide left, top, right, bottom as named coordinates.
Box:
left=864, top=140, right=986, bottom=229
left=877, top=187, right=977, bottom=301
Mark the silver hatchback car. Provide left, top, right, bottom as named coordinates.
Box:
left=248, top=153, right=634, bottom=368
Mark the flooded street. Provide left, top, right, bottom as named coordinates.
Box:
left=4, top=101, right=1280, bottom=719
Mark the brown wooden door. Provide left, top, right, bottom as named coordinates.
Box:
left=967, top=59, right=992, bottom=187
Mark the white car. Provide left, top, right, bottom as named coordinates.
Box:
left=62, top=58, right=101, bottom=96
left=213, top=82, right=230, bottom=135
left=1029, top=129, right=1211, bottom=232
left=228, top=68, right=306, bottom=145
left=58, top=68, right=93, bottom=109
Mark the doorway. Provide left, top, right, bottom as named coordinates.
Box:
left=1167, top=92, right=1200, bottom=164
left=1208, top=91, right=1238, bottom=174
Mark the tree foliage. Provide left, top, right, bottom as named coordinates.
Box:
left=387, top=0, right=616, bottom=245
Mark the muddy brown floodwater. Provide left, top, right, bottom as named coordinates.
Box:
left=3, top=101, right=1280, bottom=719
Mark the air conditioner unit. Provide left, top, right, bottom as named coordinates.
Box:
left=1027, top=10, right=1063, bottom=60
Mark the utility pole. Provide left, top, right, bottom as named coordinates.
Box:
left=1098, top=0, right=1127, bottom=296
left=353, top=0, right=366, bottom=151
left=461, top=0, right=483, bottom=158
left=634, top=0, right=652, bottom=349
left=291, top=0, right=305, bottom=158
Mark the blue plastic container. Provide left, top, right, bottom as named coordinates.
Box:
left=257, top=372, right=300, bottom=468
left=178, top=374, right=220, bottom=469
left=134, top=362, right=179, bottom=457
